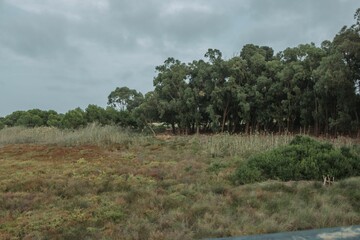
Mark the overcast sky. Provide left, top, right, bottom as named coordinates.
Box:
left=0, top=0, right=358, bottom=116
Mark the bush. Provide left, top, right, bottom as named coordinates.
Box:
left=233, top=135, right=360, bottom=184
left=232, top=163, right=263, bottom=185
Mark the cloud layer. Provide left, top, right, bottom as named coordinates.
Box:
left=0, top=0, right=358, bottom=116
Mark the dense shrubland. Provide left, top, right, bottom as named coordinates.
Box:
left=232, top=135, right=360, bottom=185
left=1, top=9, right=360, bottom=136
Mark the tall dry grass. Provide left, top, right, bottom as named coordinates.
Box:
left=0, top=123, right=150, bottom=146
left=199, top=133, right=294, bottom=158
left=0, top=125, right=358, bottom=155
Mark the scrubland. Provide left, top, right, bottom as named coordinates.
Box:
left=0, top=125, right=359, bottom=239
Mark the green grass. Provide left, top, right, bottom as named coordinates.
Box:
left=0, top=126, right=359, bottom=239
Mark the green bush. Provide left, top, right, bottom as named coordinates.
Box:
left=232, top=163, right=263, bottom=185
left=233, top=135, right=360, bottom=184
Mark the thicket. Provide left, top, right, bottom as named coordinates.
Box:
left=232, top=135, right=360, bottom=185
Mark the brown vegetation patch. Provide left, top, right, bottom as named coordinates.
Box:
left=0, top=134, right=359, bottom=239
left=0, top=144, right=106, bottom=162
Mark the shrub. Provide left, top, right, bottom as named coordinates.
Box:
left=233, top=135, right=360, bottom=184
left=232, top=163, right=263, bottom=185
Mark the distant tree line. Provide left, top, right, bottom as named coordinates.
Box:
left=0, top=105, right=137, bottom=130
left=1, top=9, right=359, bottom=135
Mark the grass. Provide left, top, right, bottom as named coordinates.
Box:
left=0, top=126, right=359, bottom=239
left=0, top=124, right=150, bottom=147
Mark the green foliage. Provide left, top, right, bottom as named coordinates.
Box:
left=107, top=86, right=144, bottom=111
left=232, top=163, right=263, bottom=185
left=47, top=113, right=63, bottom=127
left=15, top=112, right=44, bottom=127
left=85, top=104, right=108, bottom=125
left=233, top=135, right=360, bottom=184
left=2, top=109, right=64, bottom=128
left=0, top=118, right=4, bottom=130
left=61, top=108, right=87, bottom=129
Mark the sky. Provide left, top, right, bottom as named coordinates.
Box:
left=0, top=0, right=359, bottom=117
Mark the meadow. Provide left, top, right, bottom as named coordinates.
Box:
left=0, top=125, right=359, bottom=239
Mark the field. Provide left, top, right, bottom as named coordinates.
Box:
left=0, top=126, right=360, bottom=239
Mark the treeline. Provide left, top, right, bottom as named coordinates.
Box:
left=0, top=106, right=137, bottom=130
left=1, top=9, right=360, bottom=135
left=132, top=9, right=360, bottom=135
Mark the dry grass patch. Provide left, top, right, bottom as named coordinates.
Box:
left=0, top=129, right=359, bottom=239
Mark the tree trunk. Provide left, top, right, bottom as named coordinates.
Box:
left=314, top=99, right=319, bottom=136
left=245, top=122, right=250, bottom=135
left=145, top=120, right=156, bottom=136
left=221, top=101, right=230, bottom=133
left=171, top=122, right=176, bottom=135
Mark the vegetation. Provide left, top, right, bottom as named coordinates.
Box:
left=0, top=7, right=360, bottom=240
left=1, top=8, right=360, bottom=136
left=233, top=136, right=360, bottom=185
left=0, top=106, right=139, bottom=130
left=0, top=126, right=360, bottom=239
left=144, top=10, right=360, bottom=135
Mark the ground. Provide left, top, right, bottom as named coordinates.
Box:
left=0, top=131, right=359, bottom=239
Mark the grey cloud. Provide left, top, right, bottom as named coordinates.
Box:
left=0, top=0, right=359, bottom=116
left=0, top=3, right=79, bottom=60
left=72, top=0, right=231, bottom=55
left=240, top=0, right=358, bottom=50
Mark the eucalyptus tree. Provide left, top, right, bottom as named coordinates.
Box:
left=107, top=87, right=144, bottom=112
left=204, top=49, right=239, bottom=132
left=262, top=58, right=285, bottom=132
left=188, top=59, right=213, bottom=133
left=239, top=44, right=275, bottom=133
left=277, top=44, right=322, bottom=132
left=226, top=55, right=249, bottom=132
left=153, top=57, right=190, bottom=133
left=132, top=91, right=161, bottom=135
left=313, top=9, right=360, bottom=134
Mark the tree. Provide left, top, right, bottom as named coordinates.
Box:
left=47, top=113, right=62, bottom=128
left=132, top=91, right=160, bottom=134
left=85, top=104, right=107, bottom=125
left=108, top=87, right=144, bottom=112
left=314, top=52, right=357, bottom=134
left=3, top=111, right=26, bottom=127
left=61, top=108, right=87, bottom=129
left=0, top=117, right=4, bottom=130
left=204, top=49, right=232, bottom=132
left=311, top=9, right=360, bottom=135
left=153, top=58, right=189, bottom=134
left=15, top=112, right=43, bottom=127
left=188, top=59, right=213, bottom=133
